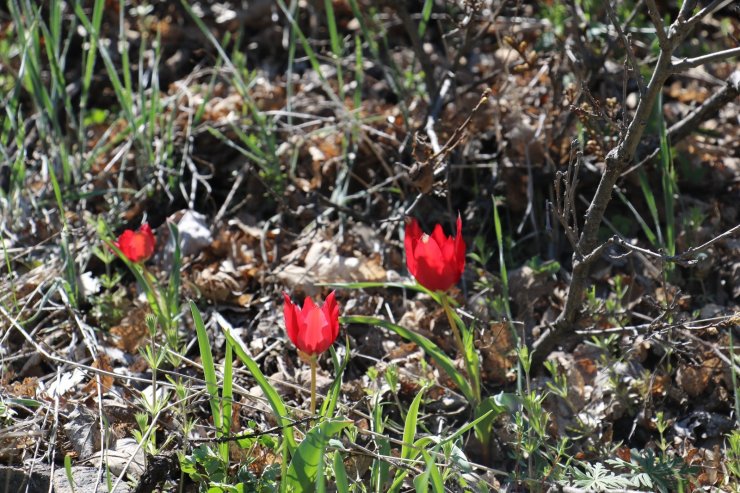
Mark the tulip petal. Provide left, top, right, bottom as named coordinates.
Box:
left=455, top=214, right=465, bottom=275
left=403, top=216, right=466, bottom=292
left=301, top=297, right=329, bottom=354
left=116, top=224, right=156, bottom=263
left=412, top=234, right=448, bottom=290
left=283, top=292, right=301, bottom=348
left=321, top=291, right=340, bottom=345
left=404, top=218, right=422, bottom=279
left=282, top=292, right=341, bottom=356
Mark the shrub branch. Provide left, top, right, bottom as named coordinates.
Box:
left=532, top=2, right=739, bottom=363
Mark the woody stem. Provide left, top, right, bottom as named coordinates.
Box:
left=310, top=355, right=317, bottom=417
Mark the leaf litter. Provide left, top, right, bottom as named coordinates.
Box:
left=0, top=1, right=739, bottom=491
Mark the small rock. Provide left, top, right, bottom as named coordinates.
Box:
left=0, top=465, right=50, bottom=493
left=177, top=210, right=212, bottom=258
left=53, top=466, right=131, bottom=493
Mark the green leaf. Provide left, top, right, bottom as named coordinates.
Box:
left=417, top=0, right=434, bottom=38
left=571, top=462, right=634, bottom=490
left=402, top=387, right=426, bottom=461
left=167, top=222, right=182, bottom=321
left=221, top=341, right=233, bottom=463
left=341, top=316, right=475, bottom=403
left=191, top=302, right=222, bottom=433
left=220, top=321, right=298, bottom=454
left=370, top=402, right=390, bottom=492
left=320, top=281, right=429, bottom=294
left=414, top=451, right=443, bottom=493
left=333, top=451, right=349, bottom=493
left=285, top=419, right=353, bottom=492
left=320, top=345, right=348, bottom=419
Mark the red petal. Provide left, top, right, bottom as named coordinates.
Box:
left=283, top=292, right=301, bottom=349
left=321, top=291, right=340, bottom=347
left=404, top=218, right=422, bottom=279
left=298, top=297, right=328, bottom=354
left=455, top=214, right=466, bottom=278
left=116, top=224, right=156, bottom=263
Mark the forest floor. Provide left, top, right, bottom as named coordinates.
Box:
left=1, top=1, right=739, bottom=492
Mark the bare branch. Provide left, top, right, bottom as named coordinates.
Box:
left=672, top=46, right=740, bottom=72
left=621, top=70, right=740, bottom=176
left=554, top=143, right=583, bottom=253
left=677, top=0, right=698, bottom=21
left=684, top=0, right=734, bottom=31
left=644, top=0, right=670, bottom=50
left=674, top=223, right=740, bottom=262
left=669, top=70, right=740, bottom=141
left=531, top=1, right=737, bottom=363
left=588, top=223, right=740, bottom=273
left=606, top=1, right=646, bottom=94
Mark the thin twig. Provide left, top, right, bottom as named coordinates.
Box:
left=683, top=0, right=734, bottom=31
left=622, top=70, right=740, bottom=176
left=644, top=0, right=669, bottom=50
left=189, top=418, right=313, bottom=443
left=672, top=46, right=740, bottom=72
left=605, top=1, right=645, bottom=95
left=680, top=329, right=740, bottom=375
left=588, top=222, right=739, bottom=268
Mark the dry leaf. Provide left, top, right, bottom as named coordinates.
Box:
left=478, top=322, right=514, bottom=385
left=109, top=307, right=150, bottom=353
left=46, top=368, right=87, bottom=398
left=10, top=377, right=38, bottom=398
left=86, top=437, right=146, bottom=480
left=64, top=407, right=107, bottom=459
left=676, top=364, right=711, bottom=397
left=83, top=354, right=114, bottom=395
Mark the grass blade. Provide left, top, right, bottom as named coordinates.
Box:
left=190, top=301, right=222, bottom=435
left=342, top=315, right=475, bottom=404
left=219, top=319, right=298, bottom=453
left=333, top=450, right=350, bottom=493
left=401, top=386, right=426, bottom=461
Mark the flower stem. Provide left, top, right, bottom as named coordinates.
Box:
left=440, top=292, right=480, bottom=403
left=139, top=265, right=168, bottom=331
left=441, top=292, right=465, bottom=358
left=309, top=355, right=317, bottom=417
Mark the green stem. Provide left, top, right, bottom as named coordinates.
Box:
left=440, top=292, right=480, bottom=403
left=139, top=264, right=168, bottom=331
left=441, top=293, right=465, bottom=359
left=310, top=355, right=317, bottom=417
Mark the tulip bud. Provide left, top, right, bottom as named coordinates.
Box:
left=282, top=291, right=340, bottom=356
left=404, top=215, right=466, bottom=292
left=115, top=224, right=156, bottom=263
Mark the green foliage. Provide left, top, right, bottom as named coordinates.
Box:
left=285, top=419, right=353, bottom=492
left=570, top=443, right=698, bottom=491
left=222, top=321, right=298, bottom=454
left=525, top=256, right=561, bottom=275
left=89, top=245, right=127, bottom=330
left=727, top=430, right=740, bottom=484
left=192, top=301, right=229, bottom=462
left=571, top=462, right=634, bottom=490
left=607, top=449, right=698, bottom=493
left=584, top=274, right=630, bottom=328
left=342, top=315, right=476, bottom=404
left=180, top=429, right=283, bottom=491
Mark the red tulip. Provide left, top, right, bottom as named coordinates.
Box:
left=404, top=215, right=466, bottom=292
left=115, top=224, right=156, bottom=263
left=283, top=291, right=340, bottom=356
